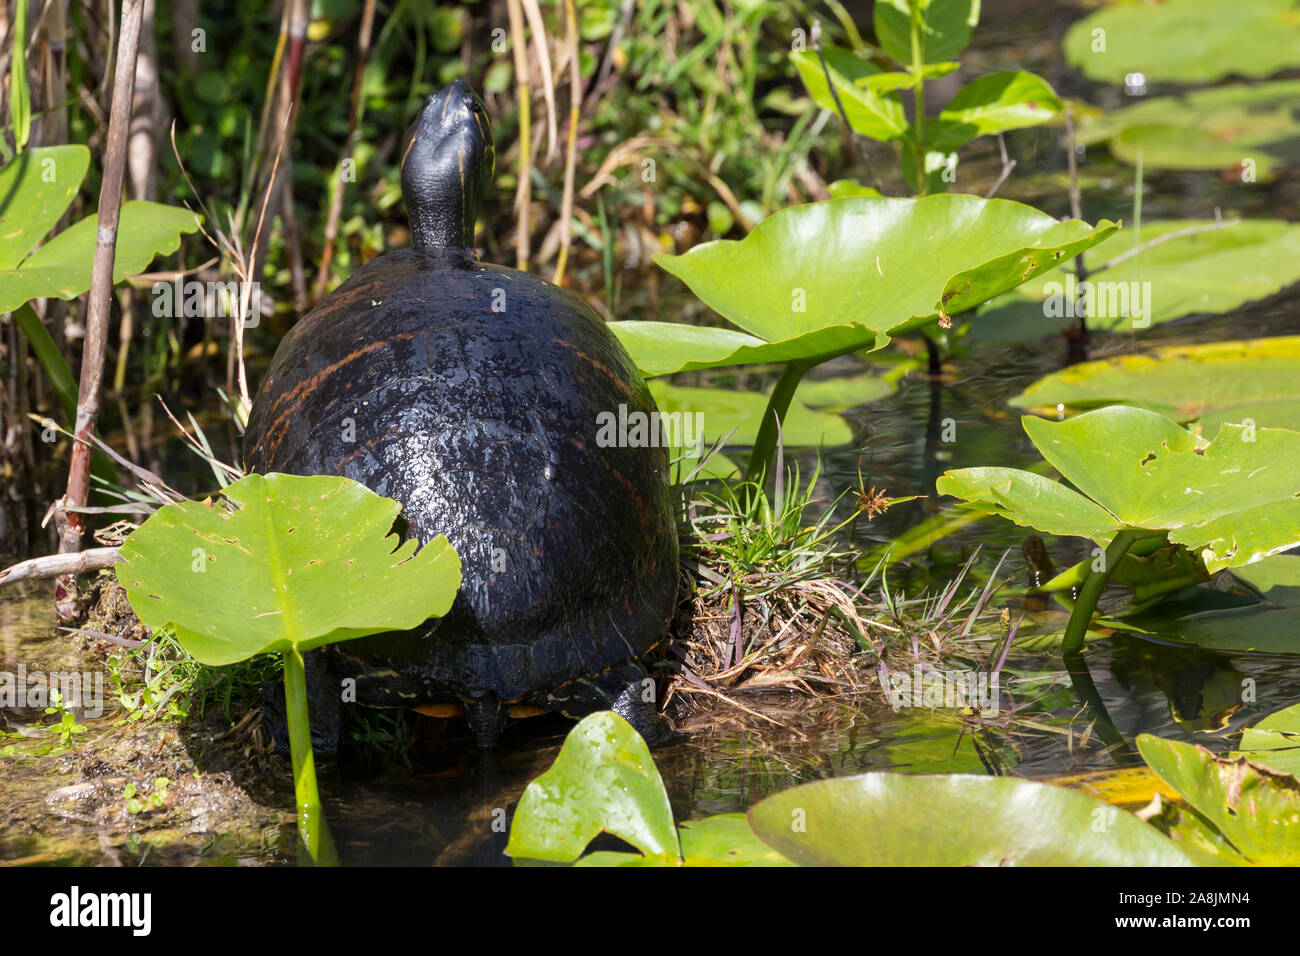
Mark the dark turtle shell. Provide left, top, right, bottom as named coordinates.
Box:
left=243, top=247, right=678, bottom=707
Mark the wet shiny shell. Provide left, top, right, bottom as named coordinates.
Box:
left=243, top=249, right=678, bottom=703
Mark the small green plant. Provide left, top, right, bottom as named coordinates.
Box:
left=44, top=689, right=87, bottom=749
left=115, top=472, right=462, bottom=864
left=124, top=778, right=171, bottom=816
left=794, top=0, right=1062, bottom=195
left=936, top=405, right=1300, bottom=654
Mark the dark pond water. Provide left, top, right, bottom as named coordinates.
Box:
left=4, top=0, right=1300, bottom=865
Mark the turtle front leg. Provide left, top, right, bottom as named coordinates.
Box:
left=544, top=660, right=674, bottom=746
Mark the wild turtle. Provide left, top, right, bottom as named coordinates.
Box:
left=243, top=80, right=678, bottom=748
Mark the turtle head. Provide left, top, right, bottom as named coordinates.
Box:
left=400, top=79, right=495, bottom=252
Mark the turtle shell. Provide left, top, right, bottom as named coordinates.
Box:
left=243, top=248, right=678, bottom=705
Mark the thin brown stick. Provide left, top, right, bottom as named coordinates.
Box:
left=55, top=0, right=145, bottom=614
left=984, top=132, right=1016, bottom=199
left=506, top=0, right=531, bottom=270
left=312, top=0, right=377, bottom=303
left=2, top=548, right=121, bottom=589
left=552, top=0, right=580, bottom=285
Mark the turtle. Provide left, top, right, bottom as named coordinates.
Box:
left=243, top=79, right=679, bottom=749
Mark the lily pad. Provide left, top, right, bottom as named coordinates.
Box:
left=746, top=773, right=1195, bottom=866
left=937, top=405, right=1300, bottom=573
left=1063, top=0, right=1300, bottom=84
left=506, top=711, right=678, bottom=864
left=1235, top=701, right=1300, bottom=778
left=611, top=195, right=1116, bottom=378
left=1138, top=734, right=1300, bottom=865
left=1010, top=336, right=1300, bottom=432
left=977, top=219, right=1300, bottom=340
left=1074, top=80, right=1300, bottom=180
left=116, top=473, right=462, bottom=665
left=794, top=372, right=894, bottom=410
left=647, top=381, right=852, bottom=449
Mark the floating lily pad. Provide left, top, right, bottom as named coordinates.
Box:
left=1063, top=0, right=1300, bottom=84
left=746, top=773, right=1195, bottom=866
left=612, top=195, right=1116, bottom=378
left=1138, top=734, right=1300, bottom=865
left=977, top=219, right=1300, bottom=340
left=938, top=405, right=1300, bottom=573
left=1234, top=701, right=1300, bottom=778
left=1010, top=336, right=1300, bottom=432
left=794, top=372, right=894, bottom=410
left=1075, top=80, right=1300, bottom=179
left=647, top=381, right=852, bottom=449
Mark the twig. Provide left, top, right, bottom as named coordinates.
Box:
left=811, top=17, right=867, bottom=173
left=552, top=0, right=580, bottom=285
left=55, top=0, right=145, bottom=614
left=1100, top=210, right=1237, bottom=272
left=984, top=132, right=1016, bottom=199
left=1, top=548, right=121, bottom=589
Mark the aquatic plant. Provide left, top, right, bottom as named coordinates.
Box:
left=611, top=194, right=1115, bottom=481
left=936, top=405, right=1300, bottom=653
left=115, top=473, right=461, bottom=863
left=794, top=0, right=1062, bottom=195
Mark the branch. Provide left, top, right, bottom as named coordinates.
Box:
left=1100, top=210, right=1238, bottom=272
left=1, top=548, right=121, bottom=589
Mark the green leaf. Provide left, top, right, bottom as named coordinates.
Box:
left=0, top=201, right=203, bottom=314
left=977, top=219, right=1300, bottom=340
left=635, top=195, right=1115, bottom=378
left=935, top=466, right=1123, bottom=540
left=874, top=0, right=980, bottom=68
left=9, top=0, right=29, bottom=150
left=677, top=814, right=795, bottom=867
left=1064, top=0, right=1300, bottom=84
left=0, top=145, right=89, bottom=269
left=936, top=71, right=1062, bottom=143
left=1235, top=701, right=1300, bottom=778
left=13, top=303, right=77, bottom=422
left=1138, top=734, right=1300, bottom=865
left=746, top=772, right=1196, bottom=865
left=1010, top=336, right=1300, bottom=432
left=940, top=405, right=1300, bottom=573
left=116, top=473, right=462, bottom=665
left=794, top=372, right=894, bottom=410
left=1074, top=81, right=1300, bottom=180
left=826, top=179, right=883, bottom=199
left=648, top=381, right=852, bottom=450
left=505, top=711, right=679, bottom=864
left=790, top=48, right=907, bottom=142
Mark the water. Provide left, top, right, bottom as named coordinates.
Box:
left=5, top=1, right=1300, bottom=865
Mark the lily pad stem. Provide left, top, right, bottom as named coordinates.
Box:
left=746, top=360, right=812, bottom=484
left=284, top=645, right=337, bottom=864
left=1061, top=529, right=1151, bottom=655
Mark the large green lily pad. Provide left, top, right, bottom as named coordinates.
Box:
left=937, top=405, right=1300, bottom=573
left=1074, top=81, right=1300, bottom=180
left=117, top=473, right=461, bottom=665
left=612, top=195, right=1116, bottom=378
left=1138, top=734, right=1300, bottom=865
left=1010, top=337, right=1300, bottom=432
left=746, top=773, right=1195, bottom=866
left=1063, top=0, right=1300, bottom=84
left=977, top=219, right=1300, bottom=340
